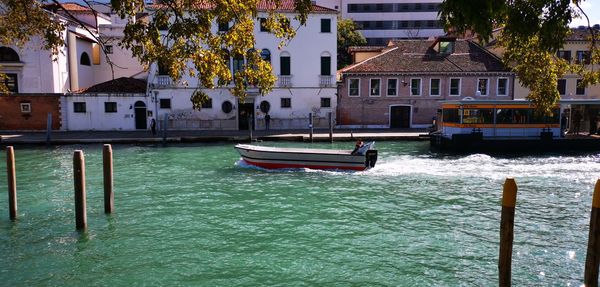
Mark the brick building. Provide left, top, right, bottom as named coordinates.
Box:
left=337, top=38, right=513, bottom=128
left=0, top=94, right=61, bottom=130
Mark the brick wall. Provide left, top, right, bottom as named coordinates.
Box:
left=338, top=74, right=513, bottom=127
left=0, top=94, right=61, bottom=130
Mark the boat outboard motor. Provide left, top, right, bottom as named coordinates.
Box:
left=365, top=150, right=378, bottom=168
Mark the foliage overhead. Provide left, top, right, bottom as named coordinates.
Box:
left=337, top=18, right=366, bottom=69
left=440, top=0, right=599, bottom=114
left=0, top=0, right=313, bottom=107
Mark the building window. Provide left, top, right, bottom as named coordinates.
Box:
left=320, top=97, right=331, bottom=108
left=281, top=98, right=291, bottom=108
left=320, top=56, right=331, bottom=76
left=218, top=21, right=229, bottom=32
left=387, top=78, right=397, bottom=96
left=280, top=56, right=291, bottom=76
left=105, top=45, right=113, bottom=54
left=20, top=102, right=31, bottom=113
left=557, top=50, right=571, bottom=62
left=576, top=50, right=590, bottom=64
left=260, top=49, right=271, bottom=63
left=0, top=47, right=20, bottom=62
left=477, top=78, right=488, bottom=96
left=201, top=98, right=213, bottom=109
left=259, top=100, right=270, bottom=113
left=576, top=79, right=585, bottom=95
left=222, top=100, right=233, bottom=113
left=80, top=52, right=91, bottom=66
left=557, top=79, right=566, bottom=95
left=450, top=78, right=461, bottom=96
left=349, top=78, right=360, bottom=97
left=232, top=54, right=244, bottom=76
left=439, top=41, right=454, bottom=54
left=497, top=78, right=508, bottom=96
left=410, top=78, right=421, bottom=96
left=159, top=98, right=171, bottom=109
left=370, top=78, right=381, bottom=96
left=259, top=18, right=269, bottom=32
left=321, top=18, right=331, bottom=33
left=3, top=73, right=18, bottom=93
left=430, top=78, right=440, bottom=96
left=74, top=102, right=86, bottom=113
left=104, top=102, right=117, bottom=113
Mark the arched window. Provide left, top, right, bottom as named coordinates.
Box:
left=80, top=52, right=91, bottom=66
left=259, top=101, right=270, bottom=113
left=260, top=49, right=271, bottom=63
left=0, top=47, right=20, bottom=62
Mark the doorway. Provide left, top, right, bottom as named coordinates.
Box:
left=390, top=105, right=411, bottom=128
left=238, top=102, right=254, bottom=130
left=134, top=101, right=147, bottom=129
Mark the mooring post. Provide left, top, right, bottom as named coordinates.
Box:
left=328, top=112, right=333, bottom=143
left=585, top=179, right=600, bottom=286
left=248, top=115, right=253, bottom=142
left=309, top=112, right=313, bottom=143
left=162, top=113, right=168, bottom=146
left=45, top=113, right=52, bottom=145
left=6, top=146, right=17, bottom=220
left=499, top=178, right=517, bottom=287
left=73, top=150, right=87, bottom=230
left=103, top=144, right=114, bottom=214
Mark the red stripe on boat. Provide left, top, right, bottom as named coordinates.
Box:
left=242, top=159, right=366, bottom=171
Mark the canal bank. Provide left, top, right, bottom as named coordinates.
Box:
left=0, top=128, right=429, bottom=145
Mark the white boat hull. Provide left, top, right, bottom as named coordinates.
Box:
left=234, top=143, right=377, bottom=171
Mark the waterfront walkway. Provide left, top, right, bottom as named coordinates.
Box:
left=0, top=128, right=429, bottom=145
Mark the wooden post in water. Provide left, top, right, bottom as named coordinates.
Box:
left=103, top=144, right=114, bottom=214
left=499, top=178, right=517, bottom=287
left=248, top=115, right=253, bottom=142
left=328, top=112, right=333, bottom=143
left=45, top=113, right=52, bottom=145
left=73, top=150, right=87, bottom=230
left=162, top=113, right=168, bottom=146
left=585, top=179, right=600, bottom=286
left=309, top=112, right=313, bottom=143
left=6, top=146, right=17, bottom=220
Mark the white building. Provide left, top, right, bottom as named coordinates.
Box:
left=148, top=1, right=338, bottom=131
left=317, top=0, right=445, bottom=45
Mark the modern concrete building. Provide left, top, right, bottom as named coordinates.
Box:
left=338, top=38, right=513, bottom=128
left=317, top=0, right=445, bottom=45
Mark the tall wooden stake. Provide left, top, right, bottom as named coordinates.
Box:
left=499, top=178, right=517, bottom=287
left=6, top=146, right=17, bottom=220
left=73, top=150, right=87, bottom=230
left=309, top=112, right=313, bottom=143
left=585, top=179, right=600, bottom=286
left=103, top=144, right=114, bottom=214
left=328, top=112, right=333, bottom=143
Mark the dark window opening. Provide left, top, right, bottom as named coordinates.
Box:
left=321, top=18, right=331, bottom=33
left=159, top=98, right=171, bottom=109
left=74, top=102, right=86, bottom=113
left=280, top=56, right=291, bottom=75
left=320, top=97, right=331, bottom=108
left=281, top=98, right=291, bottom=108
left=259, top=18, right=269, bottom=32
left=3, top=73, right=18, bottom=93
left=576, top=79, right=585, bottom=95
left=104, top=102, right=117, bottom=113
left=259, top=101, right=270, bottom=113
left=0, top=47, right=20, bottom=62
left=202, top=98, right=213, bottom=109
left=320, top=56, right=331, bottom=76
left=80, top=52, right=91, bottom=66
left=557, top=79, right=566, bottom=95
left=222, top=101, right=233, bottom=113
left=260, top=49, right=271, bottom=62
left=218, top=21, right=229, bottom=32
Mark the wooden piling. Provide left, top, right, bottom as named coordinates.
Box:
left=328, top=112, right=333, bottom=143
left=6, top=146, right=17, bottom=220
left=103, top=144, right=114, bottom=214
left=73, top=150, right=87, bottom=230
left=309, top=112, right=313, bottom=143
left=585, top=179, right=600, bottom=286
left=499, top=178, right=517, bottom=287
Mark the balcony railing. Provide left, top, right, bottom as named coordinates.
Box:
left=156, top=75, right=172, bottom=87
left=319, top=75, right=333, bottom=87
left=278, top=75, right=292, bottom=87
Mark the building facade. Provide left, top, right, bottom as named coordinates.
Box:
left=317, top=0, right=445, bottom=45
left=148, top=1, right=338, bottom=131
left=338, top=38, right=513, bottom=128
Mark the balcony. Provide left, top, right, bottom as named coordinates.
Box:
left=319, top=75, right=333, bottom=87
left=156, top=75, right=172, bottom=87
left=278, top=75, right=292, bottom=87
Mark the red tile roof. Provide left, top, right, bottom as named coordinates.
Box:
left=340, top=39, right=508, bottom=74
left=77, top=77, right=147, bottom=94
left=44, top=2, right=92, bottom=12
left=347, top=46, right=386, bottom=53
left=567, top=27, right=600, bottom=41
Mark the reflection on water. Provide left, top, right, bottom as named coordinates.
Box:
left=0, top=142, right=599, bottom=286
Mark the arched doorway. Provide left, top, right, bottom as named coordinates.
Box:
left=134, top=101, right=147, bottom=129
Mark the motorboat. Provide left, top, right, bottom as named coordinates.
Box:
left=234, top=142, right=377, bottom=171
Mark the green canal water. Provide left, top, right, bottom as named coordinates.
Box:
left=1, top=141, right=600, bottom=286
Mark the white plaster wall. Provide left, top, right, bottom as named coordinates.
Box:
left=75, top=38, right=95, bottom=90
left=64, top=94, right=155, bottom=130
